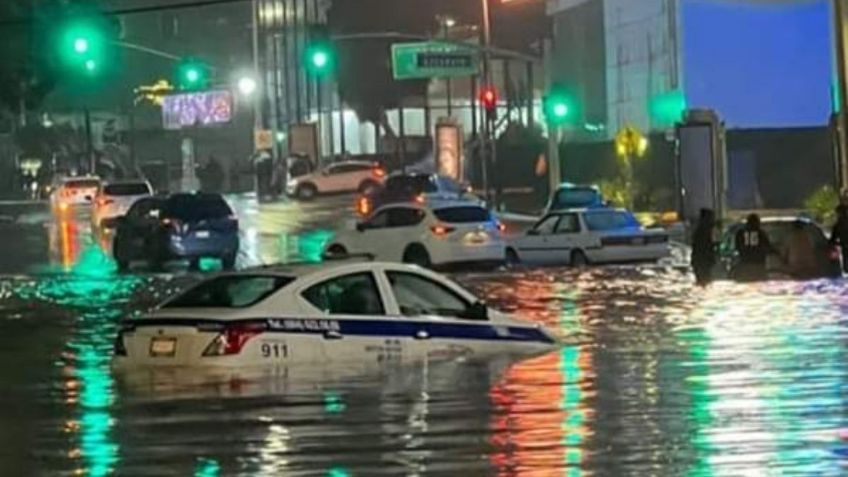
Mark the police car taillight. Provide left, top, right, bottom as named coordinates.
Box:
left=202, top=323, right=264, bottom=357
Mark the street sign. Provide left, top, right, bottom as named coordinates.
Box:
left=254, top=129, right=273, bottom=151
left=392, top=42, right=478, bottom=80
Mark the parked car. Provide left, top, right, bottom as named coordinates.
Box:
left=326, top=201, right=507, bottom=268
left=356, top=172, right=478, bottom=216
left=113, top=193, right=239, bottom=271
left=507, top=208, right=670, bottom=266
left=286, top=160, right=386, bottom=200
left=51, top=176, right=101, bottom=212
left=111, top=260, right=557, bottom=368
left=716, top=216, right=842, bottom=280
left=546, top=183, right=605, bottom=213
left=92, top=180, right=154, bottom=228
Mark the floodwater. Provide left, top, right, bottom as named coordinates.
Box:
left=3, top=259, right=848, bottom=476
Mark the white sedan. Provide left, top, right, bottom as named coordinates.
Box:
left=507, top=208, right=670, bottom=266
left=112, top=261, right=557, bottom=369
left=326, top=201, right=507, bottom=268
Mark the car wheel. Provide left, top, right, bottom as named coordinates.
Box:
left=505, top=248, right=521, bottom=267
left=403, top=244, right=432, bottom=268
left=296, top=183, right=318, bottom=200
left=221, top=252, right=237, bottom=270
left=571, top=250, right=589, bottom=267
left=358, top=180, right=379, bottom=195
left=326, top=244, right=348, bottom=258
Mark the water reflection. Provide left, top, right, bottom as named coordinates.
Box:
left=6, top=260, right=848, bottom=475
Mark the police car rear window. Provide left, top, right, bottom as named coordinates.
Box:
left=164, top=275, right=294, bottom=308
left=433, top=206, right=491, bottom=223
left=164, top=194, right=232, bottom=221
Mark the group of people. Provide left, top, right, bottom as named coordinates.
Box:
left=690, top=206, right=848, bottom=285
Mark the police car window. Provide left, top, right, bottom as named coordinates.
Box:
left=386, top=272, right=474, bottom=319
left=584, top=211, right=640, bottom=231
left=165, top=275, right=293, bottom=308
left=555, top=214, right=580, bottom=234
left=533, top=215, right=560, bottom=235
left=302, top=272, right=385, bottom=316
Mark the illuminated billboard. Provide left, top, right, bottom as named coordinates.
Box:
left=162, top=90, right=233, bottom=130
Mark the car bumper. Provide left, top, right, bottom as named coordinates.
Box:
left=169, top=234, right=239, bottom=258
left=427, top=240, right=506, bottom=266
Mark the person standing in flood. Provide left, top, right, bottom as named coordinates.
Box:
left=734, top=213, right=775, bottom=281
left=830, top=204, right=848, bottom=274
left=691, top=208, right=717, bottom=286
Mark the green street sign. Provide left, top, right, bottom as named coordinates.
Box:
left=391, top=42, right=479, bottom=80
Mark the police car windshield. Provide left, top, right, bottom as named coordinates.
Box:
left=164, top=275, right=294, bottom=308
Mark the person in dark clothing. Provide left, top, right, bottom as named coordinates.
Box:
left=691, top=208, right=717, bottom=286
left=733, top=213, right=775, bottom=281
left=830, top=204, right=848, bottom=274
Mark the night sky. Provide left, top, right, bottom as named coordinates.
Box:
left=682, top=0, right=834, bottom=127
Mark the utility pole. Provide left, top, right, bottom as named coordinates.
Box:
left=252, top=0, right=264, bottom=132
left=834, top=0, right=848, bottom=192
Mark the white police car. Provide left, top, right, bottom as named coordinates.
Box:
left=112, top=261, right=557, bottom=368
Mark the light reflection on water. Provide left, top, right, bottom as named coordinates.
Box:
left=3, top=264, right=848, bottom=475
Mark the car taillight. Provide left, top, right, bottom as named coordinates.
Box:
left=496, top=222, right=507, bottom=233
left=373, top=168, right=386, bottom=178
left=202, top=323, right=265, bottom=357
left=162, top=218, right=182, bottom=230
left=431, top=224, right=456, bottom=237
left=414, top=194, right=425, bottom=204
left=96, top=197, right=113, bottom=207
left=356, top=196, right=372, bottom=216
left=114, top=324, right=133, bottom=357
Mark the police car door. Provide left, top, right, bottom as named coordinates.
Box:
left=300, top=271, right=409, bottom=364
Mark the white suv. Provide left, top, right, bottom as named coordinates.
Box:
left=286, top=161, right=386, bottom=200
left=92, top=180, right=153, bottom=228
left=326, top=201, right=507, bottom=268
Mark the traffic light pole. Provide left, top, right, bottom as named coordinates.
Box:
left=84, top=107, right=95, bottom=175
left=480, top=0, right=493, bottom=203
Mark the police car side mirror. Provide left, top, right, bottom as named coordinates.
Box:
left=466, top=301, right=489, bottom=320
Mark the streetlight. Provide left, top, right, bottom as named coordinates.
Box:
left=237, top=76, right=258, bottom=96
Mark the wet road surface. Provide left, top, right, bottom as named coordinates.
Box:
left=2, top=197, right=848, bottom=475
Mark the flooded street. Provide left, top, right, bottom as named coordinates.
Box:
left=3, top=241, right=848, bottom=475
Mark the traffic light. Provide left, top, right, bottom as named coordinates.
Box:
left=480, top=85, right=498, bottom=120
left=543, top=85, right=577, bottom=127
left=305, top=26, right=335, bottom=76
left=176, top=58, right=210, bottom=91
left=59, top=20, right=107, bottom=75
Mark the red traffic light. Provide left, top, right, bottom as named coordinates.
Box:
left=480, top=85, right=498, bottom=111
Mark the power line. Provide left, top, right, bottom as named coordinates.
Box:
left=0, top=0, right=251, bottom=27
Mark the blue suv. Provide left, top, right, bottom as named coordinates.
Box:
left=113, top=193, right=239, bottom=271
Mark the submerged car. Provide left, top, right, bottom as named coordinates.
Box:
left=112, top=261, right=558, bottom=368
left=327, top=201, right=507, bottom=268
left=507, top=208, right=670, bottom=266
left=717, top=216, right=842, bottom=280
left=113, top=193, right=239, bottom=271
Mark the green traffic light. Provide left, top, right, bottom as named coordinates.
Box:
left=74, top=38, right=90, bottom=54
left=185, top=68, right=200, bottom=84
left=84, top=59, right=97, bottom=72
left=175, top=59, right=210, bottom=91
left=304, top=43, right=334, bottom=76
left=543, top=87, right=579, bottom=127
left=311, top=51, right=329, bottom=69
left=552, top=102, right=569, bottom=118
